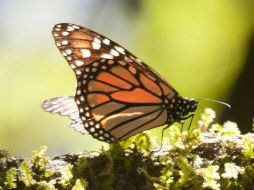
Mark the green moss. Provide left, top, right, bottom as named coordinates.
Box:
left=19, top=160, right=34, bottom=187
left=4, top=168, right=17, bottom=189
left=71, top=179, right=88, bottom=190
left=0, top=109, right=254, bottom=189
left=243, top=137, right=254, bottom=160
left=32, top=146, right=49, bottom=173
left=58, top=164, right=74, bottom=188
left=35, top=181, right=56, bottom=190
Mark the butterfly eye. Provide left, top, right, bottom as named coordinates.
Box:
left=42, top=23, right=198, bottom=143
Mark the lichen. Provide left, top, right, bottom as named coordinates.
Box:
left=0, top=108, right=254, bottom=189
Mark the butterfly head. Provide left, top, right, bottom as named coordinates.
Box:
left=166, top=95, right=198, bottom=124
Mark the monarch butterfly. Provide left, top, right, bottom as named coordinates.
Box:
left=42, top=23, right=198, bottom=143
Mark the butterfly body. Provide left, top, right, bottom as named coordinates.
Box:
left=42, top=23, right=198, bottom=143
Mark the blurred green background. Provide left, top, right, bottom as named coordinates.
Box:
left=0, top=0, right=253, bottom=157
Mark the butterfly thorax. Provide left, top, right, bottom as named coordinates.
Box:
left=164, top=94, right=198, bottom=124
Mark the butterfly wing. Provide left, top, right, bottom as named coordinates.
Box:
left=49, top=23, right=179, bottom=142
left=41, top=96, right=87, bottom=134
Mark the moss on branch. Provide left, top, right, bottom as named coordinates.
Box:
left=1, top=109, right=254, bottom=190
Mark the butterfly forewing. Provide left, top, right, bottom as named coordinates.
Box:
left=43, top=23, right=198, bottom=142
left=52, top=24, right=176, bottom=95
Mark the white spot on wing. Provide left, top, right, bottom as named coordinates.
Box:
left=70, top=64, right=76, bottom=69
left=67, top=26, right=74, bottom=31
left=92, top=42, right=101, bottom=50
left=93, top=62, right=99, bottom=67
left=81, top=49, right=91, bottom=58
left=77, top=90, right=81, bottom=95
left=110, top=49, right=119, bottom=56
left=75, top=60, right=84, bottom=67
left=62, top=40, right=69, bottom=45
left=115, top=46, right=125, bottom=54
left=100, top=53, right=113, bottom=59
left=80, top=96, right=85, bottom=101
left=66, top=49, right=72, bottom=54
left=72, top=25, right=80, bottom=29
left=76, top=70, right=82, bottom=75
left=103, top=38, right=110, bottom=45
left=94, top=38, right=101, bottom=43
left=62, top=31, right=69, bottom=36
left=136, top=58, right=142, bottom=63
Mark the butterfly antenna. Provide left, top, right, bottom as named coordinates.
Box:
left=197, top=98, right=231, bottom=109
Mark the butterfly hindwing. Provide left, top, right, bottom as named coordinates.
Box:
left=77, top=61, right=171, bottom=141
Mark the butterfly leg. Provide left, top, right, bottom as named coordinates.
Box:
left=153, top=124, right=170, bottom=152
left=161, top=124, right=171, bottom=141
left=180, top=122, right=184, bottom=133
left=181, top=113, right=195, bottom=131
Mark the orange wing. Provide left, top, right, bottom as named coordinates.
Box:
left=48, top=23, right=180, bottom=142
